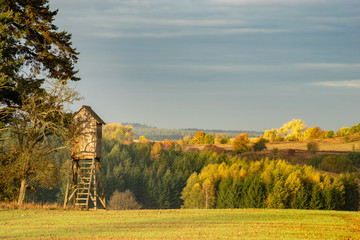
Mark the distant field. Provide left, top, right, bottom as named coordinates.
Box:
left=1, top=209, right=360, bottom=239
left=182, top=136, right=360, bottom=153
left=266, top=137, right=360, bottom=152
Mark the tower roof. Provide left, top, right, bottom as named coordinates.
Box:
left=78, top=105, right=105, bottom=124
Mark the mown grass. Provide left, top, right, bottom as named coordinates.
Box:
left=1, top=208, right=359, bottom=239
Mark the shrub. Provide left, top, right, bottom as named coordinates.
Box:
left=337, top=127, right=349, bottom=137
left=324, top=130, right=334, bottom=138
left=108, top=189, right=142, bottom=210
left=274, top=135, right=285, bottom=142
left=318, top=156, right=357, bottom=174
left=287, top=149, right=295, bottom=157
left=252, top=138, right=267, bottom=152
left=309, top=155, right=325, bottom=168
left=347, top=152, right=360, bottom=168
left=204, top=145, right=226, bottom=154
left=343, top=135, right=350, bottom=143
left=271, top=148, right=279, bottom=156
left=306, top=141, right=319, bottom=154
left=204, top=134, right=214, bottom=144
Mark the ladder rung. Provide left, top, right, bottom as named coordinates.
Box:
left=76, top=198, right=88, bottom=200
left=76, top=193, right=89, bottom=195
left=75, top=203, right=87, bottom=206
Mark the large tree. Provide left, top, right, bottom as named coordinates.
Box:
left=1, top=80, right=79, bottom=204
left=0, top=0, right=80, bottom=204
left=0, top=0, right=79, bottom=110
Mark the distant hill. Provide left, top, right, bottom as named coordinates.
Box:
left=122, top=123, right=263, bottom=141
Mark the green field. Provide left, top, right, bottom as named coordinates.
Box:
left=1, top=209, right=359, bottom=239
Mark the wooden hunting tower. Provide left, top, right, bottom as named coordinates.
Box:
left=64, top=106, right=106, bottom=210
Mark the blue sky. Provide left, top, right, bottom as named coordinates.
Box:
left=50, top=0, right=360, bottom=132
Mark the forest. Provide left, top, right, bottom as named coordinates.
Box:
left=1, top=132, right=358, bottom=211
left=123, top=123, right=263, bottom=141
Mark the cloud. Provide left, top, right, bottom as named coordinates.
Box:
left=313, top=80, right=360, bottom=88
left=92, top=27, right=287, bottom=38
left=297, top=63, right=360, bottom=69
left=209, top=0, right=356, bottom=5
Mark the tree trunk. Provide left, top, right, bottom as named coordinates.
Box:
left=18, top=179, right=27, bottom=205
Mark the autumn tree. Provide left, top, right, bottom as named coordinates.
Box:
left=203, top=134, right=214, bottom=144
left=150, top=142, right=162, bottom=159
left=0, top=80, right=79, bottom=204
left=103, top=123, right=135, bottom=143
left=139, top=135, right=148, bottom=143
left=264, top=119, right=307, bottom=142
left=280, top=119, right=307, bottom=141
left=233, top=133, right=251, bottom=153
left=0, top=0, right=79, bottom=113
left=192, top=131, right=206, bottom=144
left=263, top=129, right=278, bottom=142
left=304, top=127, right=325, bottom=140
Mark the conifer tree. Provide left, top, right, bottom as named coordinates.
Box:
left=0, top=0, right=79, bottom=111
left=291, top=185, right=309, bottom=209
left=339, top=174, right=360, bottom=211
left=309, top=185, right=324, bottom=210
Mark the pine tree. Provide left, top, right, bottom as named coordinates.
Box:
left=216, top=177, right=232, bottom=208
left=339, top=174, right=360, bottom=211
left=242, top=176, right=266, bottom=208
left=291, top=185, right=309, bottom=209
left=309, top=185, right=324, bottom=210
left=0, top=0, right=79, bottom=110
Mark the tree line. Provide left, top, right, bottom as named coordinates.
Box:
left=264, top=119, right=360, bottom=142
left=123, top=122, right=263, bottom=141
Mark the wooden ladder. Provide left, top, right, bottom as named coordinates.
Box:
left=75, top=158, right=94, bottom=209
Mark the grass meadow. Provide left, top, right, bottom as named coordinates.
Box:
left=1, top=208, right=360, bottom=239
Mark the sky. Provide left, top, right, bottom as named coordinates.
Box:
left=50, top=0, right=360, bottom=132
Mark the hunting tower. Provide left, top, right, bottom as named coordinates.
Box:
left=64, top=106, right=106, bottom=210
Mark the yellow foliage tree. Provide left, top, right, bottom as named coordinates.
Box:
left=233, top=133, right=251, bottom=153
left=103, top=123, right=135, bottom=142
left=151, top=142, right=162, bottom=159
left=192, top=131, right=206, bottom=144
left=139, top=135, right=148, bottom=143
left=304, top=127, right=325, bottom=140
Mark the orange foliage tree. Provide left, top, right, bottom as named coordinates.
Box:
left=233, top=133, right=251, bottom=153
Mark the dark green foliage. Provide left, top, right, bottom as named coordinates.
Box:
left=216, top=177, right=243, bottom=208
left=100, top=139, right=222, bottom=209
left=241, top=176, right=266, bottom=208
left=339, top=174, right=360, bottom=211
left=318, top=156, right=357, bottom=173
left=309, top=155, right=325, bottom=168
left=309, top=185, right=324, bottom=210
left=0, top=0, right=79, bottom=111
left=291, top=185, right=309, bottom=209
left=253, top=138, right=267, bottom=152
left=347, top=152, right=360, bottom=168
